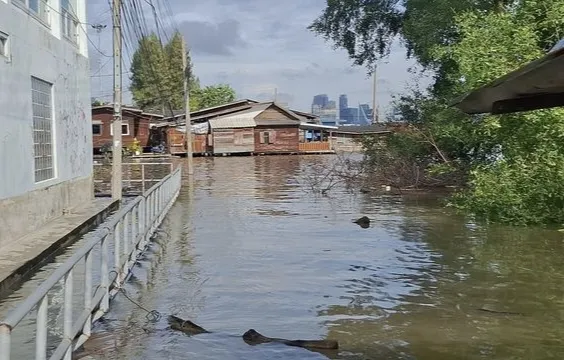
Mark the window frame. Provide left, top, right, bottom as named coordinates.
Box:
left=60, top=0, right=79, bottom=45
left=31, top=76, right=56, bottom=183
left=0, top=31, right=8, bottom=59
left=92, top=123, right=102, bottom=136
left=12, top=0, right=51, bottom=27
left=110, top=122, right=130, bottom=136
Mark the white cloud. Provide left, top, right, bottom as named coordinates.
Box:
left=86, top=0, right=427, bottom=113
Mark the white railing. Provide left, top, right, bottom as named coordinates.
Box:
left=0, top=166, right=182, bottom=360
left=93, top=162, right=174, bottom=193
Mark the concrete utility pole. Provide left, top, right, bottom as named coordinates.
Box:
left=181, top=35, right=193, bottom=175
left=111, top=0, right=123, bottom=201
left=372, top=65, right=378, bottom=124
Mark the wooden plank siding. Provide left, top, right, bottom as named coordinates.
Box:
left=212, top=128, right=255, bottom=154
left=166, top=128, right=208, bottom=155
left=254, top=127, right=299, bottom=153
left=299, top=141, right=331, bottom=152
left=92, top=111, right=153, bottom=152
left=253, top=107, right=300, bottom=154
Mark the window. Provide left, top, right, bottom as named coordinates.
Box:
left=13, top=0, right=50, bottom=24
left=61, top=0, right=78, bottom=42
left=92, top=124, right=102, bottom=135
left=110, top=122, right=130, bottom=136
left=0, top=32, right=8, bottom=58
left=260, top=131, right=273, bottom=144
left=31, top=76, right=55, bottom=183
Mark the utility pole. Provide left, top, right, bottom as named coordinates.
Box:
left=181, top=35, right=193, bottom=175
left=111, top=0, right=122, bottom=201
left=372, top=65, right=378, bottom=124
left=274, top=87, right=278, bottom=102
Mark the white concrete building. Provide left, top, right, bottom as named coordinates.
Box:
left=0, top=0, right=93, bottom=246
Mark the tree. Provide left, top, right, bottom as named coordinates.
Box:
left=191, top=84, right=236, bottom=111
left=310, top=0, right=564, bottom=225
left=129, top=33, right=170, bottom=111
left=129, top=31, right=200, bottom=113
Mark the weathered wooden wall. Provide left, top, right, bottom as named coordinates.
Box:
left=212, top=128, right=255, bottom=154
left=330, top=134, right=364, bottom=152
left=254, top=127, right=299, bottom=153
left=92, top=111, right=152, bottom=150
left=166, top=128, right=208, bottom=154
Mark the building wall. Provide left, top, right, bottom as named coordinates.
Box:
left=92, top=111, right=152, bottom=150
left=254, top=127, right=299, bottom=153
left=331, top=133, right=364, bottom=152
left=0, top=0, right=92, bottom=245
left=165, top=128, right=208, bottom=154
left=212, top=128, right=255, bottom=154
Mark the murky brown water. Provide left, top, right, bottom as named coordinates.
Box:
left=83, top=155, right=564, bottom=359
left=4, top=155, right=564, bottom=359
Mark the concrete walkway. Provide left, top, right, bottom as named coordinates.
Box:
left=0, top=198, right=118, bottom=295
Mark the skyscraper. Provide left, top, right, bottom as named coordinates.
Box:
left=339, top=94, right=348, bottom=120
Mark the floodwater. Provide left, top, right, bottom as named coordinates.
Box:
left=4, top=155, right=564, bottom=359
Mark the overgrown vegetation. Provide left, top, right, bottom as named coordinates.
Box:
left=310, top=0, right=564, bottom=225
left=129, top=31, right=236, bottom=113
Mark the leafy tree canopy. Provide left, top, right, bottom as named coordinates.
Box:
left=129, top=31, right=237, bottom=113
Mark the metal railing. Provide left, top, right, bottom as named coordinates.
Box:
left=0, top=166, right=182, bottom=360
left=93, top=162, right=174, bottom=193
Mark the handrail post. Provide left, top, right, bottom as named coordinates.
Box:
left=131, top=204, right=138, bottom=246
left=35, top=295, right=48, bottom=360
left=63, top=270, right=73, bottom=360
left=114, top=222, right=121, bottom=285
left=141, top=164, right=145, bottom=194
left=100, top=234, right=109, bottom=312
left=83, top=250, right=93, bottom=338
left=0, top=324, right=11, bottom=360
left=123, top=212, right=130, bottom=265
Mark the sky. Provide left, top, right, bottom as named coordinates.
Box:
left=86, top=0, right=425, bottom=114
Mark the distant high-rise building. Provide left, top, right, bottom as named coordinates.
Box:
left=312, top=94, right=329, bottom=111
left=338, top=95, right=348, bottom=119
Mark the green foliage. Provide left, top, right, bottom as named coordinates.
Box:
left=129, top=31, right=200, bottom=112
left=312, top=0, right=564, bottom=225
left=129, top=31, right=237, bottom=113
left=191, top=84, right=236, bottom=111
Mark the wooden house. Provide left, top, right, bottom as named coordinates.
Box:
left=253, top=103, right=301, bottom=154
left=153, top=100, right=333, bottom=156
left=209, top=113, right=256, bottom=155
left=92, top=105, right=163, bottom=154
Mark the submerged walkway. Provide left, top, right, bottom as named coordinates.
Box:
left=0, top=198, right=117, bottom=296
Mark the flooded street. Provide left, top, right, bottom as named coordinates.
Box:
left=36, top=156, right=564, bottom=358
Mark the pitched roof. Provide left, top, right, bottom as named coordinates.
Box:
left=208, top=110, right=260, bottom=129
left=251, top=102, right=302, bottom=126
left=452, top=40, right=564, bottom=114
left=91, top=104, right=164, bottom=118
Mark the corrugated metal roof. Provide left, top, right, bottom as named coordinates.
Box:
left=209, top=112, right=259, bottom=129
left=255, top=118, right=300, bottom=126
left=299, top=122, right=338, bottom=130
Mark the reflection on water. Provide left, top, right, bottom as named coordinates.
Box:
left=80, top=156, right=564, bottom=359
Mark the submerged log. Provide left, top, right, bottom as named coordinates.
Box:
left=168, top=315, right=210, bottom=335
left=353, top=216, right=370, bottom=228
left=242, top=329, right=339, bottom=350
left=168, top=316, right=339, bottom=350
